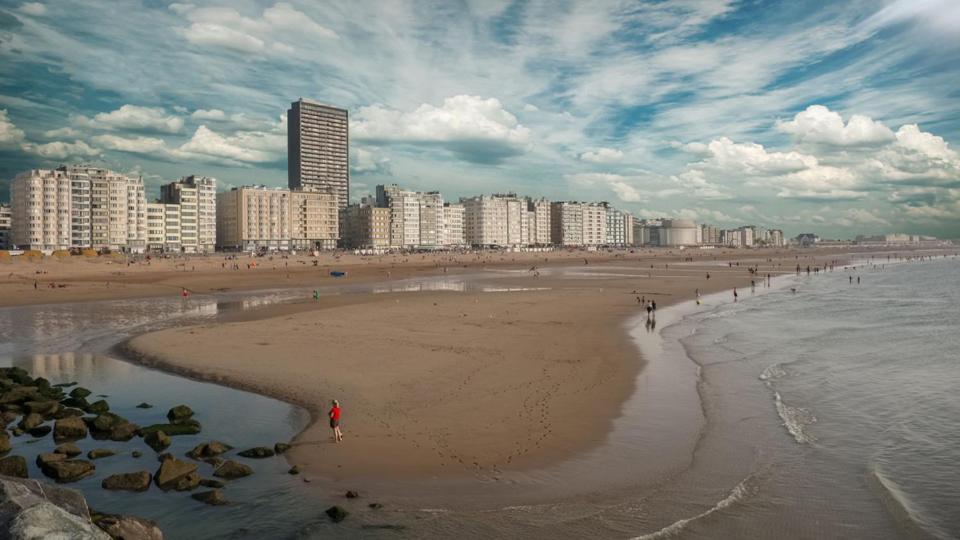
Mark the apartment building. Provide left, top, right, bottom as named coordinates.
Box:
left=146, top=203, right=182, bottom=252
left=460, top=194, right=529, bottom=247
left=11, top=169, right=76, bottom=251
left=160, top=175, right=216, bottom=253
left=55, top=165, right=147, bottom=252
left=288, top=98, right=349, bottom=209
left=442, top=203, right=466, bottom=247
left=340, top=204, right=391, bottom=249
left=527, top=197, right=552, bottom=245
left=216, top=186, right=338, bottom=252
left=605, top=206, right=633, bottom=246
left=0, top=204, right=11, bottom=249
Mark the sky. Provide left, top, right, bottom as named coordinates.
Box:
left=1, top=0, right=959, bottom=238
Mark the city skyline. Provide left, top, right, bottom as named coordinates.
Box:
left=1, top=1, right=959, bottom=238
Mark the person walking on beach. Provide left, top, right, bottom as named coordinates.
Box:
left=652, top=300, right=657, bottom=313
left=329, top=400, right=343, bottom=443
left=733, top=288, right=738, bottom=302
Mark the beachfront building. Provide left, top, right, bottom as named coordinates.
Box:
left=216, top=186, right=338, bottom=252
left=288, top=98, right=349, bottom=209
left=605, top=206, right=634, bottom=247
left=160, top=175, right=216, bottom=253
left=701, top=224, right=721, bottom=246
left=340, top=204, right=391, bottom=249
left=660, top=219, right=700, bottom=247
left=442, top=203, right=466, bottom=247
left=550, top=201, right=609, bottom=246
left=418, top=191, right=444, bottom=248
left=769, top=229, right=785, bottom=247
left=145, top=202, right=182, bottom=252
left=0, top=203, right=11, bottom=249
left=461, top=193, right=529, bottom=248
left=527, top=197, right=552, bottom=245
left=10, top=169, right=73, bottom=251
left=56, top=165, right=148, bottom=253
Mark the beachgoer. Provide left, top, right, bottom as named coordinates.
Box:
left=646, top=302, right=653, bottom=317
left=733, top=288, right=738, bottom=301
left=329, top=400, right=343, bottom=442
left=652, top=300, right=657, bottom=312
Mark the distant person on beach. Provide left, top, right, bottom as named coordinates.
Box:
left=646, top=301, right=653, bottom=318
left=329, top=400, right=343, bottom=442
left=733, top=288, right=738, bottom=302
left=652, top=300, right=657, bottom=312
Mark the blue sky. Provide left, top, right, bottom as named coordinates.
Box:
left=1, top=0, right=959, bottom=237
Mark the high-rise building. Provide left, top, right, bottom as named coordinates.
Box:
left=0, top=204, right=11, bottom=250
left=442, top=203, right=466, bottom=247
left=146, top=202, right=182, bottom=252
left=287, top=98, right=349, bottom=209
left=418, top=192, right=444, bottom=248
left=216, top=186, right=338, bottom=252
left=10, top=169, right=73, bottom=251
left=160, top=175, right=216, bottom=253
left=461, top=194, right=529, bottom=247
left=605, top=205, right=633, bottom=246
left=550, top=202, right=607, bottom=246
left=58, top=165, right=147, bottom=252
left=340, top=204, right=391, bottom=249
left=527, top=198, right=552, bottom=245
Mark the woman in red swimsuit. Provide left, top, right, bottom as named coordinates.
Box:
left=329, top=400, right=342, bottom=442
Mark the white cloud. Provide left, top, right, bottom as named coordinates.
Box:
left=352, top=95, right=531, bottom=163
left=579, top=147, right=624, bottom=163
left=776, top=105, right=895, bottom=147
left=835, top=208, right=890, bottom=226
left=191, top=108, right=226, bottom=121
left=566, top=172, right=645, bottom=202
left=43, top=127, right=81, bottom=138
left=351, top=147, right=390, bottom=174
left=699, top=137, right=817, bottom=175
left=674, top=207, right=736, bottom=223
left=172, top=125, right=284, bottom=164
left=0, top=110, right=26, bottom=144
left=18, top=3, right=46, bottom=16
left=73, top=105, right=183, bottom=133
left=92, top=134, right=168, bottom=154
left=893, top=124, right=957, bottom=161
left=20, top=140, right=100, bottom=159
left=772, top=165, right=864, bottom=200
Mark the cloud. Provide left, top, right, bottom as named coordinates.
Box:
left=776, top=105, right=895, bottom=147
left=92, top=134, right=168, bottom=154
left=698, top=137, right=817, bottom=175
left=674, top=207, right=736, bottom=223
left=191, top=108, right=226, bottom=121
left=835, top=208, right=890, bottom=226
left=73, top=105, right=184, bottom=133
left=579, top=147, right=624, bottom=163
left=351, top=147, right=390, bottom=175
left=172, top=125, right=284, bottom=165
left=20, top=140, right=100, bottom=159
left=566, top=172, right=645, bottom=202
left=352, top=95, right=531, bottom=164
left=43, top=127, right=81, bottom=138
left=0, top=110, right=26, bottom=145
left=18, top=3, right=46, bottom=16
left=771, top=165, right=865, bottom=200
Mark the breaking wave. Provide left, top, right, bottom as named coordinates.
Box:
left=629, top=475, right=758, bottom=540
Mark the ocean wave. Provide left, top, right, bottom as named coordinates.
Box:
left=629, top=475, right=758, bottom=540
left=774, top=391, right=817, bottom=444
left=870, top=466, right=951, bottom=540
left=759, top=364, right=786, bottom=382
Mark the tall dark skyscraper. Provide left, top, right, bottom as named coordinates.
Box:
left=287, top=98, right=349, bottom=209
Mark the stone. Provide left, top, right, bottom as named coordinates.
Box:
left=0, top=431, right=10, bottom=454
left=274, top=442, right=292, bottom=454
left=18, top=413, right=44, bottom=431
left=203, top=456, right=224, bottom=468
left=24, top=400, right=61, bottom=417
left=87, top=448, right=116, bottom=460
left=36, top=452, right=68, bottom=468
left=132, top=451, right=143, bottom=458
left=345, top=490, right=359, bottom=499
left=0, top=476, right=111, bottom=540
left=186, top=441, right=232, bottom=459
left=172, top=471, right=200, bottom=492
left=92, top=513, right=163, bottom=540
left=87, top=400, right=110, bottom=415
left=52, top=382, right=78, bottom=388
left=28, top=425, right=52, bottom=437
left=157, top=452, right=173, bottom=462
left=54, top=443, right=83, bottom=457
left=54, top=416, right=89, bottom=441
left=326, top=505, right=349, bottom=523
left=141, top=420, right=200, bottom=436
left=369, top=503, right=383, bottom=509
left=58, top=408, right=86, bottom=418
left=135, top=402, right=153, bottom=409
left=0, top=455, right=28, bottom=478
left=166, top=404, right=194, bottom=423
left=213, top=460, right=253, bottom=479
left=11, top=428, right=23, bottom=437
left=60, top=397, right=90, bottom=411
left=91, top=413, right=125, bottom=432
left=144, top=430, right=171, bottom=452
left=0, top=386, right=41, bottom=405
left=40, top=460, right=96, bottom=483
left=69, top=387, right=92, bottom=399
left=1, top=411, right=18, bottom=425
left=101, top=471, right=151, bottom=492
left=154, top=457, right=198, bottom=491
left=237, top=446, right=275, bottom=459
left=288, top=465, right=299, bottom=475
left=108, top=422, right=139, bottom=442
left=199, top=478, right=225, bottom=488
left=191, top=489, right=229, bottom=506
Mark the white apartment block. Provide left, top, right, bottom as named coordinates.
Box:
left=0, top=203, right=11, bottom=249
left=461, top=194, right=529, bottom=247
left=605, top=206, right=633, bottom=246
left=551, top=201, right=607, bottom=246
left=216, top=186, right=338, bottom=252
left=418, top=192, right=444, bottom=248
left=146, top=203, right=182, bottom=252
left=160, top=175, right=216, bottom=253
left=442, top=203, right=466, bottom=247
left=527, top=198, right=552, bottom=245
left=10, top=169, right=73, bottom=251
left=58, top=165, right=147, bottom=252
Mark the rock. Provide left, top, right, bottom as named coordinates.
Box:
left=157, top=452, right=173, bottom=463
left=54, top=416, right=89, bottom=441
left=237, top=446, right=275, bottom=459
left=101, top=471, right=151, bottom=492
left=172, top=471, right=200, bottom=492
left=2, top=411, right=18, bottom=425
left=345, top=490, right=359, bottom=499
left=199, top=478, right=225, bottom=488
left=191, top=489, right=228, bottom=505
left=288, top=465, right=299, bottom=475
left=135, top=402, right=153, bottom=409
left=2, top=367, right=34, bottom=386
left=108, top=422, right=139, bottom=442
left=87, top=400, right=110, bottom=415
left=87, top=448, right=116, bottom=460
left=0, top=476, right=111, bottom=539
left=144, top=430, right=171, bottom=452
left=203, top=456, right=224, bottom=468
left=40, top=460, right=96, bottom=483
left=0, top=455, right=28, bottom=478
left=92, top=513, right=163, bottom=540
left=52, top=382, right=78, bottom=388
left=11, top=428, right=23, bottom=437
left=60, top=397, right=91, bottom=411
left=0, top=386, right=41, bottom=405
left=58, top=407, right=86, bottom=418
left=166, top=405, right=194, bottom=423
left=369, top=503, right=383, bottom=509
left=28, top=425, right=52, bottom=437
left=213, top=460, right=253, bottom=479
left=69, top=387, right=92, bottom=399
left=36, top=452, right=68, bottom=468
left=132, top=451, right=143, bottom=458
left=274, top=442, right=292, bottom=454
left=0, top=431, right=10, bottom=454
left=326, top=505, right=349, bottom=523
left=91, top=413, right=125, bottom=432
left=154, top=457, right=198, bottom=490
left=141, top=420, right=200, bottom=436
left=18, top=413, right=44, bottom=431
left=186, top=441, right=232, bottom=459
left=24, top=400, right=61, bottom=417
left=55, top=443, right=83, bottom=457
